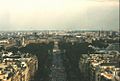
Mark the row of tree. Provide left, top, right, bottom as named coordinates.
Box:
left=59, top=42, right=95, bottom=81
left=5, top=42, right=54, bottom=81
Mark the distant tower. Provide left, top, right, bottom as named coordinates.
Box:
left=22, top=37, right=26, bottom=47
left=98, top=30, right=101, bottom=37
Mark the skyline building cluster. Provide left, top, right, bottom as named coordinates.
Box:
left=0, top=30, right=119, bottom=81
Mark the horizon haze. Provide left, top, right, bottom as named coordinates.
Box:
left=0, top=0, right=119, bottom=31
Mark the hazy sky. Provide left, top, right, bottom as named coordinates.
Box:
left=0, top=0, right=119, bottom=31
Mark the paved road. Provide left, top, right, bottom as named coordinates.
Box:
left=50, top=42, right=66, bottom=81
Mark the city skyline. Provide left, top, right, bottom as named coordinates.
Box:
left=0, top=0, right=119, bottom=31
